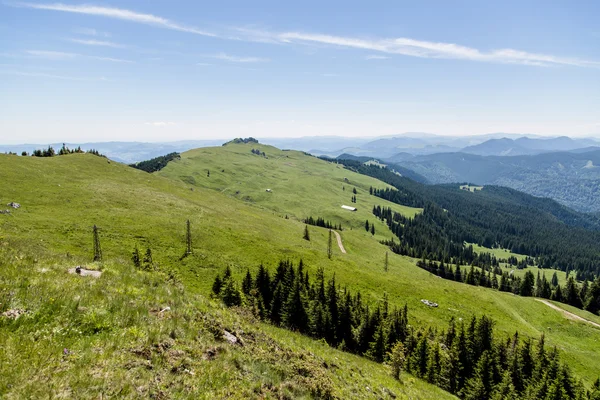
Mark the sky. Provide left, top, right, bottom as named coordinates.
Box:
left=0, top=0, right=599, bottom=144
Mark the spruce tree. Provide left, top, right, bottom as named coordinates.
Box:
left=131, top=247, right=141, bottom=269
left=387, top=341, right=406, bottom=380
left=303, top=224, right=310, bottom=241
left=384, top=251, right=389, bottom=272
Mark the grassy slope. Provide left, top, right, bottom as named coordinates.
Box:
left=0, top=149, right=598, bottom=386
left=0, top=244, right=453, bottom=399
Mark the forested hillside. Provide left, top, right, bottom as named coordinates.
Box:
left=338, top=159, right=600, bottom=278
left=386, top=150, right=600, bottom=212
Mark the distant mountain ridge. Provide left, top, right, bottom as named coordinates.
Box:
left=386, top=149, right=600, bottom=212
left=461, top=136, right=599, bottom=156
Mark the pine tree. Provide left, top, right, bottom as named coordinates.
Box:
left=221, top=277, right=242, bottom=307
left=551, top=272, right=559, bottom=287
left=92, top=225, right=102, bottom=262
left=131, top=247, right=141, bottom=269
left=143, top=248, right=153, bottom=270
left=303, top=224, right=310, bottom=241
left=282, top=278, right=308, bottom=332
left=371, top=224, right=375, bottom=235
left=212, top=275, right=223, bottom=295
left=464, top=350, right=494, bottom=400
left=365, top=220, right=370, bottom=232
left=241, top=269, right=253, bottom=296
left=387, top=341, right=406, bottom=380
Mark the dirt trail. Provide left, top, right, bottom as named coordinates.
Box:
left=536, top=299, right=600, bottom=329
left=332, top=230, right=346, bottom=254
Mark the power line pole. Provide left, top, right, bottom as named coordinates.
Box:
left=186, top=219, right=192, bottom=255
left=327, top=229, right=333, bottom=259
left=93, top=225, right=102, bottom=262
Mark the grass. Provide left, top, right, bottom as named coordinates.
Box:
left=0, top=240, right=455, bottom=399
left=1, top=147, right=599, bottom=388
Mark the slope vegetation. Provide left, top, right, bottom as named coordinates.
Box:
left=0, top=149, right=599, bottom=388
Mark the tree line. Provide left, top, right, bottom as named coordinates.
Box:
left=416, top=258, right=600, bottom=315
left=23, top=144, right=105, bottom=158
left=130, top=152, right=181, bottom=173
left=212, top=259, right=599, bottom=400
left=334, top=158, right=600, bottom=278
left=304, top=216, right=343, bottom=231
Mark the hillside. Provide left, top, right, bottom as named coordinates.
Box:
left=387, top=149, right=600, bottom=212
left=1, top=148, right=599, bottom=396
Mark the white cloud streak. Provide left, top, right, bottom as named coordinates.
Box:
left=365, top=54, right=389, bottom=60
left=276, top=32, right=600, bottom=67
left=207, top=52, right=269, bottom=63
left=26, top=49, right=77, bottom=59
left=68, top=38, right=125, bottom=48
left=10, top=2, right=599, bottom=68
left=73, top=27, right=110, bottom=37
left=145, top=121, right=176, bottom=127
left=26, top=49, right=133, bottom=63
left=0, top=69, right=87, bottom=80
left=14, top=2, right=216, bottom=37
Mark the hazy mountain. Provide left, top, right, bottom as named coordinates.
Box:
left=386, top=149, right=600, bottom=212
left=461, top=136, right=599, bottom=156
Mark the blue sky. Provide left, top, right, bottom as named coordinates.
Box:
left=1, top=0, right=599, bottom=143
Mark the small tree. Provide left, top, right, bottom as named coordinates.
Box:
left=365, top=220, right=370, bottom=232
left=371, top=224, right=375, bottom=236
left=388, top=341, right=406, bottom=380
left=143, top=248, right=153, bottom=270
left=303, top=225, right=310, bottom=241
left=132, top=247, right=141, bottom=269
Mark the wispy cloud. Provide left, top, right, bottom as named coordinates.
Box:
left=26, top=50, right=76, bottom=59
left=365, top=54, right=389, bottom=60
left=145, top=121, right=176, bottom=127
left=26, top=49, right=133, bottom=63
left=14, top=2, right=216, bottom=37
left=276, top=32, right=600, bottom=67
left=74, top=27, right=111, bottom=37
left=0, top=69, right=87, bottom=80
left=68, top=38, right=125, bottom=48
left=11, top=3, right=599, bottom=68
left=207, top=52, right=269, bottom=63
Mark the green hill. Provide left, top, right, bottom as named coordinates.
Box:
left=1, top=147, right=599, bottom=397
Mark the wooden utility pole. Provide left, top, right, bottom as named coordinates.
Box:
left=327, top=229, right=333, bottom=259
left=186, top=219, right=192, bottom=255
left=93, top=225, right=102, bottom=261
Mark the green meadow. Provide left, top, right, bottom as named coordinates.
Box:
left=1, top=144, right=599, bottom=391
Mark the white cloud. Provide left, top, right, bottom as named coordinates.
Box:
left=145, top=121, right=176, bottom=127
left=26, top=49, right=133, bottom=63
left=74, top=27, right=111, bottom=37
left=207, top=52, right=269, bottom=63
left=276, top=32, right=600, bottom=67
left=0, top=69, right=87, bottom=80
left=11, top=3, right=599, bottom=68
left=365, top=54, right=389, bottom=60
left=68, top=38, right=125, bottom=48
left=26, top=50, right=77, bottom=59
left=15, top=2, right=216, bottom=37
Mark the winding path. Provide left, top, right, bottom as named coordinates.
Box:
left=536, top=299, right=600, bottom=329
left=332, top=230, right=346, bottom=254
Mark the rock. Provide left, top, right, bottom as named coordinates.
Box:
left=68, top=266, right=102, bottom=278
left=222, top=330, right=239, bottom=345
left=7, top=202, right=20, bottom=209
left=1, top=309, right=26, bottom=319
left=159, top=306, right=171, bottom=313
left=0, top=210, right=10, bottom=215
